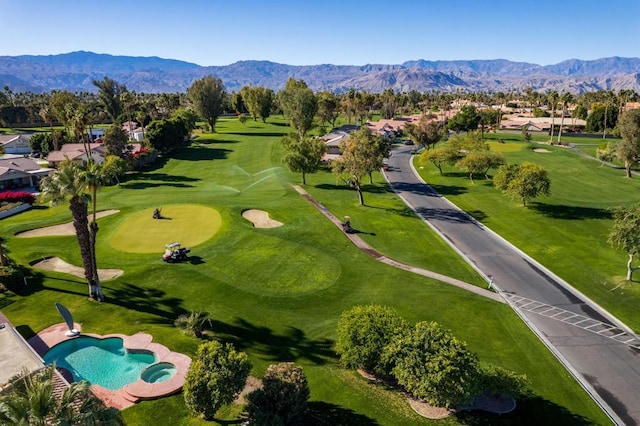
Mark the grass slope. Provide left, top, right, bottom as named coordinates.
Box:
left=0, top=118, right=610, bottom=425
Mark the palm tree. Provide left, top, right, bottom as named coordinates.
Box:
left=547, top=91, right=559, bottom=142
left=0, top=366, right=122, bottom=425
left=40, top=161, right=104, bottom=301
left=557, top=92, right=573, bottom=144
left=82, top=161, right=107, bottom=290
left=39, top=105, right=59, bottom=151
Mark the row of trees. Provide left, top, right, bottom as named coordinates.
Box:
left=5, top=79, right=638, bottom=137
left=183, top=340, right=310, bottom=424
left=336, top=305, right=527, bottom=408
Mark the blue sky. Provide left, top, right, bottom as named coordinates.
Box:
left=1, top=0, right=638, bottom=66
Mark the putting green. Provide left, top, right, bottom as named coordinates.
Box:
left=109, top=204, right=221, bottom=253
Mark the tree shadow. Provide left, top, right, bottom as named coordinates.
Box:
left=170, top=146, right=232, bottom=161
left=107, top=282, right=187, bottom=325
left=529, top=203, right=612, bottom=220
left=298, top=401, right=380, bottom=425
left=121, top=172, right=200, bottom=190
left=212, top=317, right=335, bottom=365
left=225, top=131, right=289, bottom=138
left=415, top=206, right=481, bottom=226
left=455, top=395, right=599, bottom=426
left=196, top=138, right=237, bottom=145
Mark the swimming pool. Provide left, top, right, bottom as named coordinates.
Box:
left=43, top=336, right=156, bottom=390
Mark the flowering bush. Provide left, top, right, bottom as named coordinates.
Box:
left=0, top=191, right=36, bottom=204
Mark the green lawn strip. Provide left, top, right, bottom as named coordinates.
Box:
left=294, top=166, right=486, bottom=288
left=415, top=136, right=640, bottom=330
left=0, top=118, right=610, bottom=425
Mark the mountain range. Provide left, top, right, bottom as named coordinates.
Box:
left=2, top=51, right=640, bottom=94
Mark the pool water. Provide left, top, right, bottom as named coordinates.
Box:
left=141, top=362, right=177, bottom=383
left=44, top=337, right=156, bottom=390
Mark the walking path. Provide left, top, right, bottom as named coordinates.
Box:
left=292, top=185, right=502, bottom=303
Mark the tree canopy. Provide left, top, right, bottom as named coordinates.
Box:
left=387, top=321, right=480, bottom=408
left=187, top=75, right=227, bottom=132
left=608, top=203, right=640, bottom=281
left=240, top=84, right=274, bottom=122
left=404, top=114, right=445, bottom=149
left=278, top=78, right=317, bottom=137
left=246, top=363, right=310, bottom=425
left=332, top=127, right=382, bottom=205
left=447, top=105, right=481, bottom=133
left=183, top=341, right=251, bottom=420
left=493, top=162, right=550, bottom=206
left=281, top=133, right=326, bottom=185
left=92, top=76, right=126, bottom=122
left=336, top=305, right=408, bottom=376
left=616, top=109, right=640, bottom=177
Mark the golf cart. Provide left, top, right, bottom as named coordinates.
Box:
left=162, top=242, right=190, bottom=263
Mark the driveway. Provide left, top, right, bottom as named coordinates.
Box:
left=384, top=146, right=640, bottom=426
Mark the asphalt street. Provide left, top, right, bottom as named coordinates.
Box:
left=385, top=146, right=640, bottom=426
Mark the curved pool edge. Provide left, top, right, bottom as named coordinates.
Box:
left=29, top=323, right=191, bottom=409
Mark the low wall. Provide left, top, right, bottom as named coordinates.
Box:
left=0, top=203, right=31, bottom=219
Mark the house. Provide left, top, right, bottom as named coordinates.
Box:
left=0, top=134, right=33, bottom=155
left=46, top=143, right=107, bottom=167
left=320, top=125, right=359, bottom=162
left=88, top=128, right=105, bottom=141
left=366, top=116, right=421, bottom=138
left=46, top=142, right=143, bottom=168
left=0, top=155, right=52, bottom=190
left=122, top=121, right=139, bottom=139
left=132, top=128, right=145, bottom=142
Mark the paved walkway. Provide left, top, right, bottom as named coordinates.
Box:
left=383, top=146, right=640, bottom=426
left=292, top=185, right=502, bottom=303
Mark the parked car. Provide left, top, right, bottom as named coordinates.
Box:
left=403, top=140, right=414, bottom=145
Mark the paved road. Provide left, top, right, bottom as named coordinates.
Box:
left=385, top=146, right=640, bottom=426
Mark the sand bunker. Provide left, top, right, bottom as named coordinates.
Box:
left=16, top=210, right=120, bottom=238
left=31, top=257, right=123, bottom=281
left=533, top=148, right=551, bottom=153
left=242, top=209, right=283, bottom=228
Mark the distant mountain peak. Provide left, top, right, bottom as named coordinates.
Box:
left=0, top=51, right=638, bottom=94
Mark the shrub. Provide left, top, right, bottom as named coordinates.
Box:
left=388, top=321, right=480, bottom=408
left=335, top=305, right=409, bottom=376
left=183, top=341, right=251, bottom=419
left=478, top=365, right=528, bottom=398
left=0, top=191, right=36, bottom=204
left=246, top=363, right=310, bottom=425
left=174, top=311, right=211, bottom=338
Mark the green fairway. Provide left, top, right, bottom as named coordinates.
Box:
left=109, top=204, right=222, bottom=253
left=416, top=134, right=640, bottom=330
left=0, top=117, right=611, bottom=425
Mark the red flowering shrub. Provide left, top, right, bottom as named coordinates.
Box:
left=0, top=191, right=36, bottom=204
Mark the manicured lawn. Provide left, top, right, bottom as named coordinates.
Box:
left=416, top=134, right=640, bottom=331
left=1, top=117, right=610, bottom=425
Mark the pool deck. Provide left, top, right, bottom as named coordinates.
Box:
left=0, top=312, right=46, bottom=388
left=28, top=323, right=191, bottom=410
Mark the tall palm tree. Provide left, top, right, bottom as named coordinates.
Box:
left=0, top=366, right=122, bottom=425
left=547, top=91, right=559, bottom=142
left=40, top=161, right=104, bottom=301
left=39, top=105, right=59, bottom=151
left=557, top=92, right=573, bottom=144
left=82, top=161, right=107, bottom=290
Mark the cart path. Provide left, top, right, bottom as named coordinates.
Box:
left=292, top=185, right=503, bottom=303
